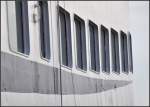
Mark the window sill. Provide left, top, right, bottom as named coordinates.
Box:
left=75, top=65, right=87, bottom=73
left=40, top=56, right=50, bottom=62
left=122, top=71, right=129, bottom=75
left=9, top=47, right=30, bottom=58
left=89, top=68, right=100, bottom=74
left=102, top=70, right=110, bottom=75
left=61, top=64, right=72, bottom=71
left=112, top=70, right=120, bottom=75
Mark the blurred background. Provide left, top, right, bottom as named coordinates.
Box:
left=129, top=1, right=149, bottom=106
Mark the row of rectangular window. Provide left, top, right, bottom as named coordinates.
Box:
left=59, top=7, right=133, bottom=73
left=13, top=1, right=133, bottom=73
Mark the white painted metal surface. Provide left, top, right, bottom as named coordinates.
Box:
left=1, top=1, right=133, bottom=106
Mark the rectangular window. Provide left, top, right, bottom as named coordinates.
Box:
left=59, top=7, right=72, bottom=67
left=89, top=21, right=100, bottom=72
left=101, top=25, right=110, bottom=72
left=120, top=31, right=128, bottom=73
left=128, top=33, right=133, bottom=73
left=15, top=0, right=30, bottom=55
left=39, top=1, right=50, bottom=59
left=111, top=28, right=120, bottom=73
left=74, top=15, right=87, bottom=70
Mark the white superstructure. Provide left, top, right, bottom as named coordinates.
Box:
left=1, top=1, right=133, bottom=106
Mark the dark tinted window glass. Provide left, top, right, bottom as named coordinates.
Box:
left=15, top=0, right=30, bottom=55
left=120, top=31, right=128, bottom=72
left=59, top=7, right=72, bottom=67
left=101, top=25, right=110, bottom=72
left=39, top=1, right=50, bottom=59
left=74, top=15, right=87, bottom=70
left=111, top=28, right=120, bottom=73
left=89, top=21, right=100, bottom=71
left=128, top=33, right=133, bottom=72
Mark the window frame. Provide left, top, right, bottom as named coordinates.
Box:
left=111, top=28, right=120, bottom=74
left=100, top=25, right=110, bottom=74
left=7, top=1, right=30, bottom=57
left=38, top=1, right=51, bottom=61
left=128, top=32, right=133, bottom=73
left=89, top=20, right=100, bottom=73
left=74, top=14, right=87, bottom=72
left=59, top=6, right=73, bottom=68
left=120, top=31, right=129, bottom=74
